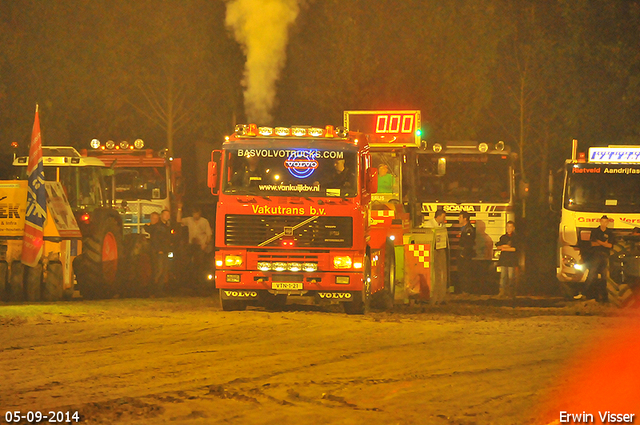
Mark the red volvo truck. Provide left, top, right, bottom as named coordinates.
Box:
left=208, top=124, right=374, bottom=313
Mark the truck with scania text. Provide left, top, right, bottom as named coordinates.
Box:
left=344, top=110, right=450, bottom=305
left=208, top=124, right=373, bottom=313
left=557, top=142, right=640, bottom=306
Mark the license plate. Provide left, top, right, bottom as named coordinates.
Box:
left=272, top=282, right=303, bottom=290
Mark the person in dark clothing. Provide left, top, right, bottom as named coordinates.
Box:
left=457, top=211, right=476, bottom=294
left=575, top=215, right=614, bottom=302
left=144, top=210, right=172, bottom=295
left=326, top=159, right=355, bottom=189
left=496, top=221, right=519, bottom=298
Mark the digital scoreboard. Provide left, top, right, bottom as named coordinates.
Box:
left=344, top=110, right=421, bottom=148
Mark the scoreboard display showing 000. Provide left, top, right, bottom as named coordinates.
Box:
left=343, top=110, right=421, bottom=148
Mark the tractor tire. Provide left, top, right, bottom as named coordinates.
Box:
left=345, top=254, right=371, bottom=315
left=122, top=234, right=152, bottom=297
left=43, top=262, right=63, bottom=302
left=0, top=261, right=7, bottom=302
left=76, top=216, right=123, bottom=299
left=9, top=261, right=24, bottom=302
left=24, top=264, right=42, bottom=302
left=607, top=277, right=638, bottom=308
left=219, top=290, right=247, bottom=311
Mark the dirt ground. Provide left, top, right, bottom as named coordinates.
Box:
left=1, top=295, right=638, bottom=425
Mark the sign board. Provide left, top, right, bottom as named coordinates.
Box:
left=45, top=182, right=81, bottom=238
left=588, top=147, right=640, bottom=163
left=0, top=181, right=27, bottom=237
left=344, top=110, right=421, bottom=148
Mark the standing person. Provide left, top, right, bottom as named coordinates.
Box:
left=426, top=208, right=446, bottom=228
left=144, top=210, right=172, bottom=296
left=575, top=215, right=614, bottom=302
left=177, top=202, right=212, bottom=285
left=457, top=211, right=476, bottom=294
left=496, top=221, right=519, bottom=298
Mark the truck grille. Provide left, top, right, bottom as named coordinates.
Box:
left=225, top=215, right=352, bottom=248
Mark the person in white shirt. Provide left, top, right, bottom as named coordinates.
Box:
left=177, top=203, right=212, bottom=284
left=425, top=208, right=446, bottom=228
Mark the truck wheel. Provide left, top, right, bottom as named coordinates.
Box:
left=219, top=290, right=247, bottom=311
left=345, top=254, right=371, bottom=315
left=9, top=261, right=24, bottom=302
left=24, top=264, right=42, bottom=302
left=43, top=262, right=63, bottom=301
left=0, top=261, right=7, bottom=302
left=77, top=216, right=122, bottom=299
left=607, top=277, right=638, bottom=308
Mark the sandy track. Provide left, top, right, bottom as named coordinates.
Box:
left=0, top=296, right=635, bottom=424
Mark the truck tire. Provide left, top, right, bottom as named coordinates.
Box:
left=0, top=261, right=8, bottom=301
left=9, top=261, right=24, bottom=302
left=345, top=254, right=371, bottom=315
left=24, top=264, right=42, bottom=302
left=43, top=262, right=63, bottom=302
left=219, top=290, right=247, bottom=311
left=77, top=216, right=123, bottom=299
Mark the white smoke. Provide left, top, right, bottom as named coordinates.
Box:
left=226, top=0, right=300, bottom=124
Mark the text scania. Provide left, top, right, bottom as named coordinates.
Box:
left=251, top=205, right=326, bottom=215
left=237, top=149, right=344, bottom=159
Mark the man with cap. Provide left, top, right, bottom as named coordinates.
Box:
left=576, top=215, right=614, bottom=302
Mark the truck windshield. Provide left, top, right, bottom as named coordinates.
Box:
left=415, top=154, right=511, bottom=203
left=564, top=164, right=640, bottom=212
left=222, top=146, right=358, bottom=197
left=111, top=167, right=167, bottom=200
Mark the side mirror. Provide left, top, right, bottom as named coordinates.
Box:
left=208, top=161, right=218, bottom=190
left=367, top=168, right=378, bottom=193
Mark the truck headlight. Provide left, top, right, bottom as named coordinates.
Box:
left=225, top=255, right=243, bottom=267
left=288, top=262, right=302, bottom=272
left=562, top=254, right=576, bottom=268
left=257, top=261, right=271, bottom=271
left=303, top=262, right=318, bottom=272
left=333, top=256, right=353, bottom=269
left=273, top=262, right=287, bottom=272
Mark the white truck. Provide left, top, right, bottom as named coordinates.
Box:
left=557, top=143, right=640, bottom=307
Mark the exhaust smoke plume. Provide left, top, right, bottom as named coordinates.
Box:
left=226, top=0, right=300, bottom=124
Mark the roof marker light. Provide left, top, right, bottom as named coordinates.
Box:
left=105, top=140, right=115, bottom=149
left=291, top=127, right=306, bottom=137
left=247, top=124, right=258, bottom=136
left=259, top=126, right=274, bottom=136
left=120, top=141, right=129, bottom=150
left=134, top=139, right=145, bottom=149
left=275, top=127, right=290, bottom=136
left=479, top=142, right=489, bottom=153
left=90, top=139, right=101, bottom=149
left=308, top=127, right=324, bottom=137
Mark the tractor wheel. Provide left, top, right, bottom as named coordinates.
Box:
left=43, top=262, right=63, bottom=302
left=123, top=234, right=152, bottom=297
left=345, top=253, right=371, bottom=315
left=219, top=290, right=247, bottom=311
left=76, top=216, right=122, bottom=299
left=9, top=261, right=24, bottom=302
left=24, top=264, right=42, bottom=302
left=607, top=277, right=638, bottom=308
left=0, top=261, right=7, bottom=302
